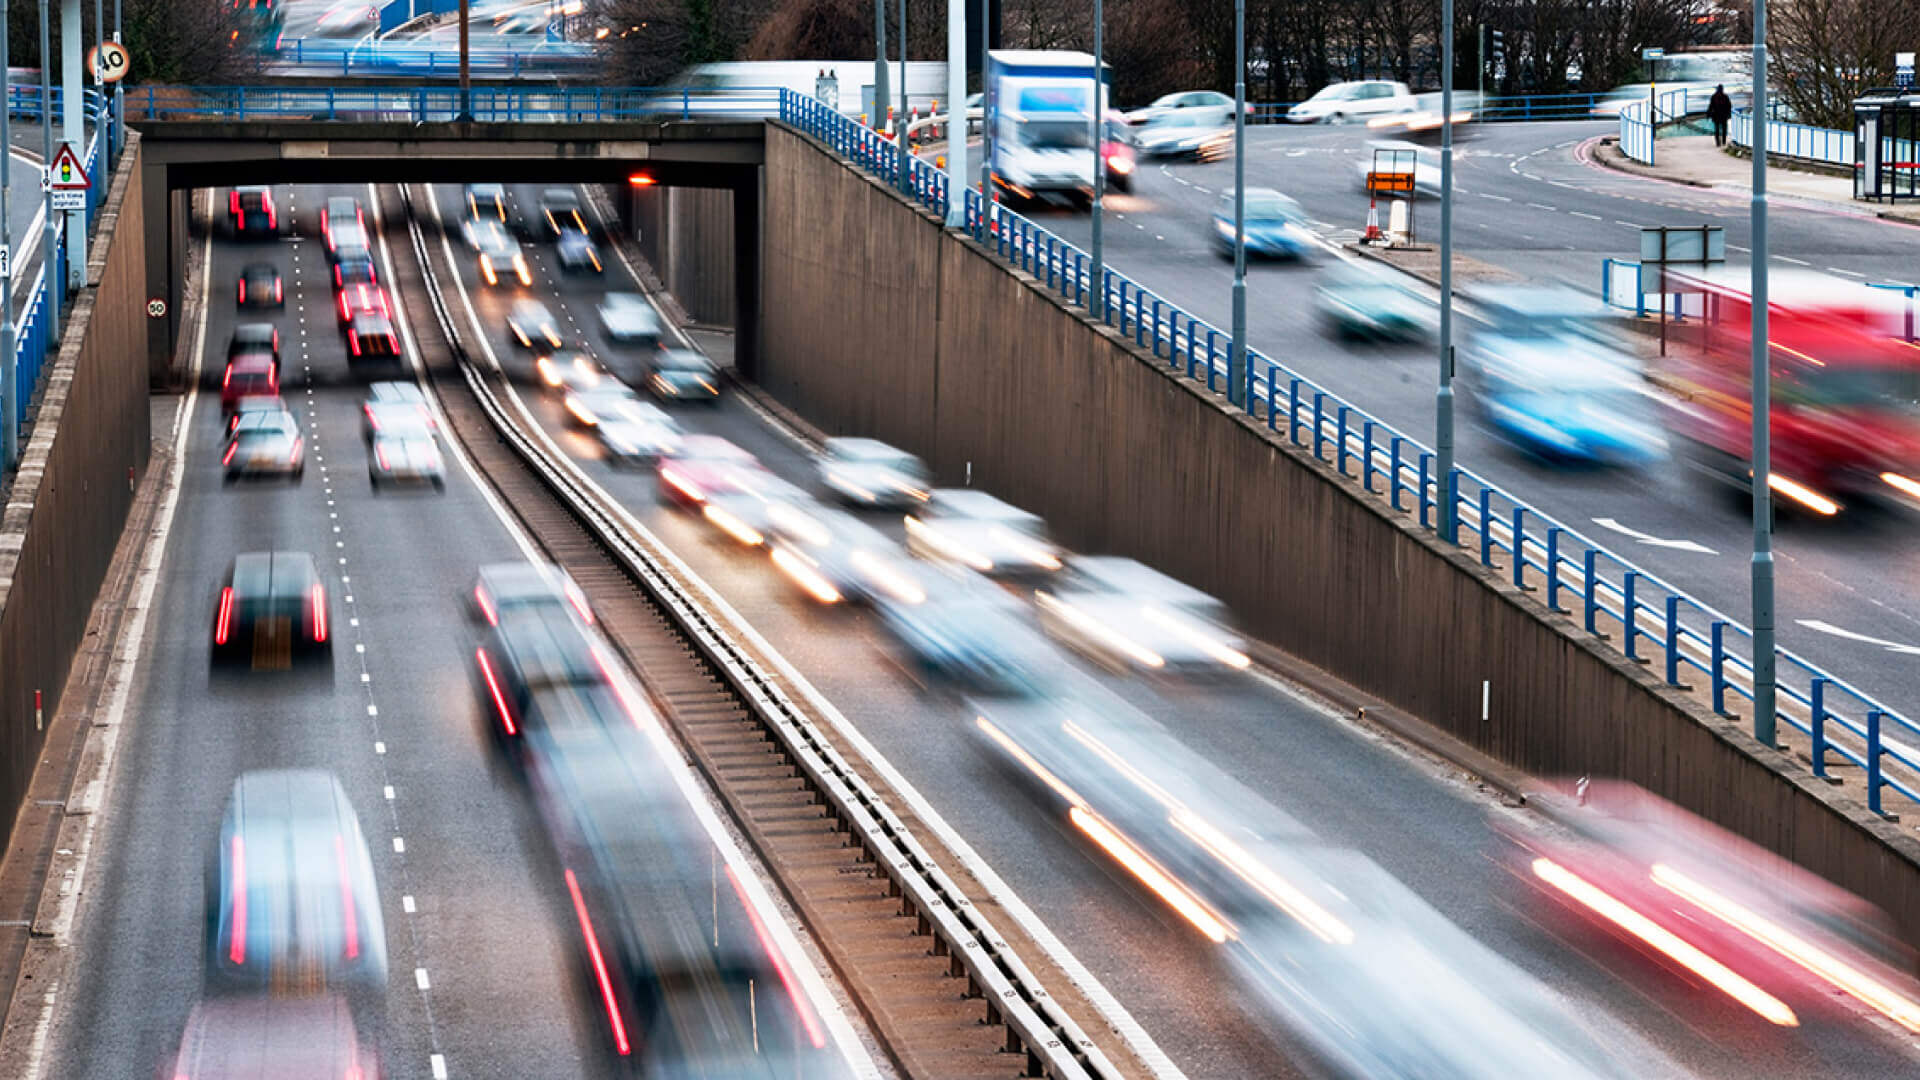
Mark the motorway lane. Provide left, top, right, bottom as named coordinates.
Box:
left=422, top=179, right=1920, bottom=1079
left=1029, top=121, right=1920, bottom=749
left=42, top=184, right=621, bottom=1079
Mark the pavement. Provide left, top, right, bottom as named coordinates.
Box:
left=1594, top=131, right=1920, bottom=226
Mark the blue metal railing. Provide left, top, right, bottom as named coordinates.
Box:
left=8, top=129, right=110, bottom=445
left=7, top=84, right=106, bottom=124
left=124, top=84, right=785, bottom=124
left=1730, top=108, right=1855, bottom=167
left=1618, top=86, right=1699, bottom=164
left=779, top=86, right=1920, bottom=816
left=1250, top=91, right=1679, bottom=125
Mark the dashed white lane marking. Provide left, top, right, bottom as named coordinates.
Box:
left=1828, top=267, right=1864, bottom=278
left=1776, top=255, right=1809, bottom=266
left=1526, top=202, right=1556, bottom=211
left=1478, top=193, right=1511, bottom=202
left=1570, top=211, right=1602, bottom=220
left=392, top=836, right=405, bottom=853
left=415, top=968, right=432, bottom=990
left=403, top=894, right=417, bottom=913
left=374, top=741, right=386, bottom=754
left=430, top=1054, right=448, bottom=1080
left=1615, top=220, right=1644, bottom=228
left=367, top=704, right=378, bottom=716
left=384, top=785, right=395, bottom=800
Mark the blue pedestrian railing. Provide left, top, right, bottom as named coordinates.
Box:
left=1730, top=108, right=1856, bottom=168
left=777, top=86, right=1920, bottom=817
left=7, top=84, right=107, bottom=124
left=123, top=84, right=785, bottom=124
left=1618, top=86, right=1699, bottom=164
left=273, top=38, right=597, bottom=77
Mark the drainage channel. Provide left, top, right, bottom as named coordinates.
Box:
left=372, top=181, right=1134, bottom=1080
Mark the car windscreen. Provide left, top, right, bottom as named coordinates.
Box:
left=1019, top=119, right=1091, bottom=149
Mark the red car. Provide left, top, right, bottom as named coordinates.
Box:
left=336, top=279, right=389, bottom=326
left=656, top=435, right=768, bottom=507
left=221, top=355, right=278, bottom=414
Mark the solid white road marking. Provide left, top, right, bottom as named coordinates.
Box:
left=1591, top=517, right=1718, bottom=554
left=1796, top=619, right=1920, bottom=656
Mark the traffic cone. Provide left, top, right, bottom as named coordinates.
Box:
left=1363, top=198, right=1383, bottom=244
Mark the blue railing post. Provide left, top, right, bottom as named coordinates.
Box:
left=1336, top=407, right=1350, bottom=474
left=1868, top=710, right=1886, bottom=816
left=1511, top=507, right=1527, bottom=588
left=1583, top=550, right=1601, bottom=636
left=1389, top=437, right=1404, bottom=510
left=1419, top=453, right=1433, bottom=528
left=1361, top=421, right=1375, bottom=490
left=1623, top=571, right=1641, bottom=661
left=1478, top=487, right=1493, bottom=566
left=1664, top=595, right=1682, bottom=685
left=1312, top=392, right=1326, bottom=457
left=1546, top=527, right=1564, bottom=611
left=1264, top=363, right=1279, bottom=427
left=1711, top=621, right=1729, bottom=715
left=1810, top=678, right=1830, bottom=779
left=1288, top=378, right=1303, bottom=444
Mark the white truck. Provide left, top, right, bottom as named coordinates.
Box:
left=986, top=50, right=1105, bottom=208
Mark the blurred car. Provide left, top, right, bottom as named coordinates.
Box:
left=904, top=489, right=1063, bottom=579
left=507, top=298, right=564, bottom=350
left=1035, top=556, right=1248, bottom=676
left=1285, top=80, right=1416, bottom=124
left=1464, top=286, right=1666, bottom=466
left=1315, top=261, right=1435, bottom=342
left=320, top=195, right=361, bottom=247
left=1211, top=188, right=1316, bottom=260
left=335, top=274, right=389, bottom=327
left=646, top=347, right=722, bottom=403
left=468, top=217, right=531, bottom=287
left=1364, top=90, right=1479, bottom=141
left=346, top=312, right=404, bottom=370
left=227, top=393, right=293, bottom=436
left=467, top=181, right=507, bottom=222
left=520, top=721, right=845, bottom=1078
left=369, top=433, right=446, bottom=491
left=1102, top=118, right=1136, bottom=194
left=1354, top=140, right=1442, bottom=198
left=227, top=322, right=281, bottom=369
left=334, top=252, right=379, bottom=296
left=229, top=185, right=278, bottom=236
left=699, top=473, right=812, bottom=549
left=535, top=351, right=605, bottom=394
left=473, top=603, right=626, bottom=743
left=765, top=503, right=925, bottom=606
left=873, top=563, right=1057, bottom=692
left=471, top=561, right=595, bottom=627
left=204, top=770, right=385, bottom=993
left=1133, top=111, right=1231, bottom=161
left=221, top=355, right=279, bottom=415
left=539, top=187, right=588, bottom=236
left=211, top=550, right=330, bottom=665
left=657, top=435, right=768, bottom=507
left=163, top=995, right=384, bottom=1080
left=818, top=436, right=929, bottom=509
left=223, top=411, right=305, bottom=484
left=597, top=292, right=663, bottom=348
left=236, top=262, right=283, bottom=309
left=361, top=400, right=434, bottom=445
left=556, top=230, right=603, bottom=274
left=1126, top=89, right=1240, bottom=127
left=326, top=219, right=370, bottom=262
left=361, top=380, right=436, bottom=439
left=597, top=401, right=684, bottom=466
left=563, top=381, right=646, bottom=429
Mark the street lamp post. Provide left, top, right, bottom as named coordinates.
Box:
left=1, top=0, right=14, bottom=470
left=897, top=0, right=910, bottom=193
left=944, top=0, right=966, bottom=228
left=1089, top=0, right=1103, bottom=321
left=1435, top=0, right=1458, bottom=544
left=458, top=0, right=472, bottom=121
left=874, top=0, right=889, bottom=131
left=38, top=0, right=58, bottom=338
left=1750, top=0, right=1777, bottom=747
left=1229, top=0, right=1246, bottom=407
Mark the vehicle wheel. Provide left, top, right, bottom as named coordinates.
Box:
left=1330, top=112, right=1346, bottom=125
left=432, top=478, right=446, bottom=493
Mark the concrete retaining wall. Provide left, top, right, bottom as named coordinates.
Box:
left=0, top=134, right=150, bottom=838
left=630, top=183, right=736, bottom=327
left=758, top=122, right=1920, bottom=947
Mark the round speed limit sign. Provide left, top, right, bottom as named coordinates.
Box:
left=146, top=298, right=166, bottom=318
left=88, top=42, right=130, bottom=84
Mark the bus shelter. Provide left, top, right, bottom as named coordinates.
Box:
left=1854, top=89, right=1920, bottom=201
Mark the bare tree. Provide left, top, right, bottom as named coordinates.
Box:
left=1769, top=0, right=1916, bottom=128
left=6, top=0, right=263, bottom=84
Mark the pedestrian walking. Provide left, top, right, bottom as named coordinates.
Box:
left=1708, top=85, right=1733, bottom=148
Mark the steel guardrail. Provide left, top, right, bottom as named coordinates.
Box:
left=393, top=182, right=1124, bottom=1080
left=122, top=84, right=785, bottom=124
left=1730, top=108, right=1858, bottom=167
left=779, top=87, right=1920, bottom=818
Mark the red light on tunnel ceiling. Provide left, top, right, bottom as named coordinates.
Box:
left=628, top=174, right=657, bottom=186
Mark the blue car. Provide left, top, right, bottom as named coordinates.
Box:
left=1212, top=188, right=1315, bottom=260
left=1465, top=287, right=1667, bottom=466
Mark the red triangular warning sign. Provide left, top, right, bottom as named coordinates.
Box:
left=49, top=143, right=89, bottom=190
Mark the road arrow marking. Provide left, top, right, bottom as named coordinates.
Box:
left=1796, top=619, right=1920, bottom=656
left=1592, top=517, right=1719, bottom=555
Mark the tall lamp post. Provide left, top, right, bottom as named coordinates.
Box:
left=457, top=0, right=472, bottom=121
left=1435, top=0, right=1458, bottom=543
left=897, top=0, right=909, bottom=193
left=1, top=0, right=14, bottom=470
left=1088, top=0, right=1103, bottom=320
left=1228, top=0, right=1246, bottom=407
left=1749, top=0, right=1776, bottom=746
left=874, top=0, right=889, bottom=129
left=944, top=0, right=966, bottom=227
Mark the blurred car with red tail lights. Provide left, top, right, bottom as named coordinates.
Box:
left=236, top=262, right=283, bottom=310
left=657, top=435, right=769, bottom=508
left=360, top=382, right=436, bottom=442
left=212, top=551, right=332, bottom=668
left=229, top=185, right=278, bottom=237
left=228, top=394, right=293, bottom=437
left=221, top=356, right=279, bottom=416
left=470, top=562, right=595, bottom=628
left=368, top=433, right=445, bottom=492
left=223, top=411, right=305, bottom=485
left=165, top=994, right=384, bottom=1080
left=1102, top=118, right=1136, bottom=193
left=204, top=770, right=386, bottom=996
left=472, top=604, right=636, bottom=747
left=346, top=313, right=404, bottom=375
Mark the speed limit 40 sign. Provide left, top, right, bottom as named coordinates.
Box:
left=87, top=42, right=129, bottom=84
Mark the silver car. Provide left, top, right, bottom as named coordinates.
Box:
left=597, top=292, right=662, bottom=346
left=818, top=437, right=930, bottom=509
left=904, top=489, right=1063, bottom=579
left=369, top=433, right=446, bottom=491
